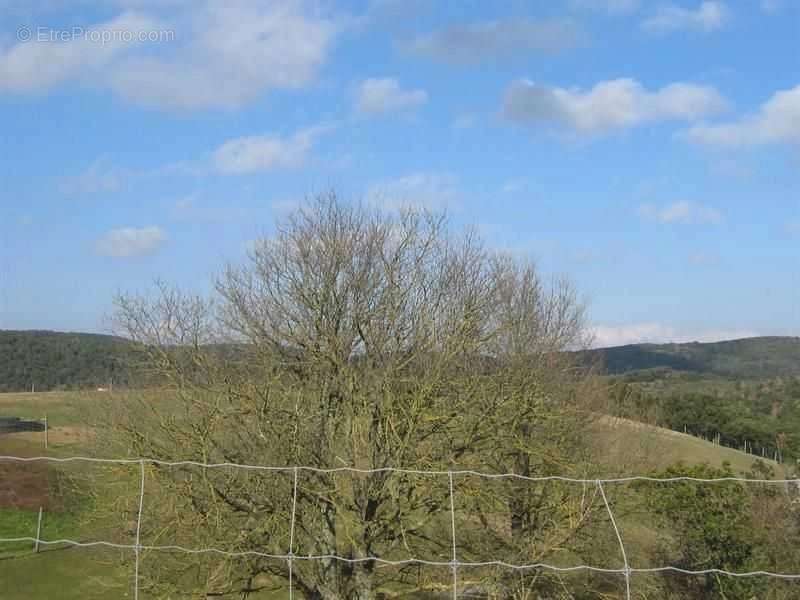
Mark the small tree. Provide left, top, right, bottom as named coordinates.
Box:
left=645, top=462, right=764, bottom=599
left=104, top=195, right=606, bottom=598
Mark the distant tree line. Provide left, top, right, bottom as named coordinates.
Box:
left=608, top=376, right=800, bottom=463
left=578, top=336, right=800, bottom=379
left=0, top=330, right=136, bottom=392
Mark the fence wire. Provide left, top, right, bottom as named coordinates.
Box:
left=1, top=454, right=799, bottom=600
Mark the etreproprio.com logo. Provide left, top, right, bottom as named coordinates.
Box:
left=16, top=25, right=175, bottom=44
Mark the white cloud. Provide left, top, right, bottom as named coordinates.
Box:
left=570, top=0, right=640, bottom=15
left=642, top=1, right=730, bottom=33
left=638, top=201, right=722, bottom=225
left=405, top=18, right=583, bottom=65
left=83, top=123, right=335, bottom=178
left=0, top=0, right=191, bottom=12
left=0, top=11, right=162, bottom=93
left=354, top=78, right=427, bottom=115
left=590, top=323, right=759, bottom=347
left=213, top=124, right=333, bottom=174
left=111, top=2, right=338, bottom=110
left=95, top=225, right=166, bottom=258
left=366, top=172, right=459, bottom=212
left=1, top=2, right=339, bottom=111
left=684, top=84, right=800, bottom=147
left=60, top=158, right=131, bottom=194
left=502, top=78, right=726, bottom=135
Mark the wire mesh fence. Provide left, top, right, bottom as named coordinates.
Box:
left=1, top=454, right=799, bottom=599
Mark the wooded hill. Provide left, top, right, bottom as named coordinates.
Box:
left=578, top=336, right=800, bottom=379
left=0, top=330, right=136, bottom=393
left=582, top=337, right=800, bottom=465
left=2, top=330, right=800, bottom=393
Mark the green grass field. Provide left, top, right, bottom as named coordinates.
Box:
left=0, top=389, right=110, bottom=431
left=589, top=414, right=787, bottom=476
left=0, top=391, right=135, bottom=599
left=0, top=390, right=787, bottom=599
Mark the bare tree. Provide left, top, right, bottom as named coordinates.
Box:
left=103, top=194, right=611, bottom=599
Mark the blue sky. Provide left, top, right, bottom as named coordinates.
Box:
left=0, top=0, right=798, bottom=346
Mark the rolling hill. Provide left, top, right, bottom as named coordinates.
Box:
left=578, top=336, right=800, bottom=378
left=0, top=330, right=136, bottom=393
left=3, top=330, right=800, bottom=393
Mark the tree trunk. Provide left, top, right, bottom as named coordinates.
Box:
left=352, top=563, right=374, bottom=600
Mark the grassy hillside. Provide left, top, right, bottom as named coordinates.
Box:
left=0, top=331, right=136, bottom=393
left=580, top=336, right=800, bottom=378
left=590, top=414, right=787, bottom=476
left=588, top=338, right=800, bottom=467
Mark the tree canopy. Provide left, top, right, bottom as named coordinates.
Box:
left=103, top=196, right=613, bottom=599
